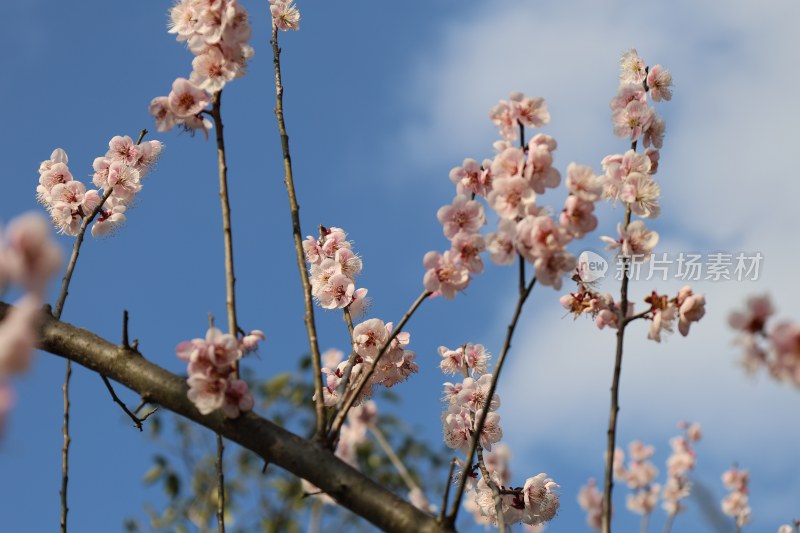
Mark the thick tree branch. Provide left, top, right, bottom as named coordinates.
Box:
left=2, top=301, right=454, bottom=533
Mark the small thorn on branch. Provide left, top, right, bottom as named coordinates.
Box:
left=122, top=309, right=130, bottom=349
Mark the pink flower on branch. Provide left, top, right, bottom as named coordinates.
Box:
left=423, top=250, right=470, bottom=300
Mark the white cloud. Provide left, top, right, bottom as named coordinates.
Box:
left=395, top=0, right=800, bottom=527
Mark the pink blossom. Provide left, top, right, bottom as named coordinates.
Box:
left=450, top=158, right=492, bottom=197
left=191, top=46, right=238, bottom=93
left=302, top=235, right=323, bottom=264
left=601, top=221, right=659, bottom=260
left=534, top=251, right=577, bottom=290
left=612, top=100, right=655, bottom=141
left=463, top=344, right=490, bottom=376
left=487, top=177, right=535, bottom=220
left=437, top=195, right=486, bottom=239
left=423, top=250, right=470, bottom=300
left=270, top=0, right=300, bottom=31
left=204, top=326, right=241, bottom=367
left=240, top=329, right=266, bottom=354
left=352, top=318, right=389, bottom=359
left=619, top=49, right=647, bottom=84
left=486, top=219, right=517, bottom=266
left=149, top=96, right=178, bottom=132
left=456, top=374, right=499, bottom=412
left=566, top=163, right=603, bottom=202
left=168, top=78, right=210, bottom=118
left=181, top=114, right=214, bottom=139
left=491, top=147, right=526, bottom=180
left=37, top=160, right=73, bottom=205
left=515, top=215, right=572, bottom=264
left=729, top=294, right=773, bottom=334
left=560, top=196, right=598, bottom=238
left=648, top=305, right=676, bottom=343
left=489, top=100, right=517, bottom=140
left=647, top=64, right=673, bottom=102
left=643, top=115, right=665, bottom=149
left=106, top=135, right=139, bottom=165
left=626, top=484, right=660, bottom=515
left=187, top=372, right=227, bottom=415
left=222, top=379, right=254, bottom=418
left=676, top=287, right=705, bottom=336
left=91, top=205, right=127, bottom=238
left=348, top=287, right=370, bottom=318
left=449, top=231, right=485, bottom=274
left=525, top=135, right=561, bottom=193
left=510, top=92, right=550, bottom=129
left=620, top=173, right=661, bottom=218
left=476, top=409, right=503, bottom=451
left=0, top=296, right=40, bottom=377
left=442, top=407, right=470, bottom=451
left=610, top=83, right=647, bottom=112
left=577, top=479, right=603, bottom=530
left=522, top=473, right=560, bottom=526
left=321, top=348, right=343, bottom=369
left=315, top=272, right=355, bottom=309
left=645, top=147, right=660, bottom=174
left=4, top=213, right=62, bottom=294
left=320, top=227, right=351, bottom=257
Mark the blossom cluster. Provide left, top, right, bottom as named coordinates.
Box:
left=175, top=326, right=264, bottom=418
left=729, top=294, right=800, bottom=387
left=578, top=421, right=701, bottom=530
left=561, top=50, right=706, bottom=342
left=149, top=0, right=254, bottom=137
left=36, top=137, right=162, bottom=238
left=0, top=213, right=62, bottom=434
left=721, top=465, right=751, bottom=527
left=561, top=284, right=705, bottom=341
left=661, top=421, right=701, bottom=516
left=424, top=92, right=612, bottom=298
left=438, top=344, right=559, bottom=527
left=304, top=227, right=368, bottom=313
left=614, top=440, right=660, bottom=516
left=316, top=320, right=418, bottom=408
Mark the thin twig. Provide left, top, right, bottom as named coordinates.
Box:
left=328, top=290, right=431, bottom=445
left=447, top=268, right=536, bottom=525
left=640, top=512, right=649, bottom=533
left=271, top=24, right=326, bottom=441
left=309, top=499, right=322, bottom=533
left=438, top=459, right=458, bottom=522
left=210, top=91, right=239, bottom=367
left=369, top=424, right=423, bottom=498
left=54, top=183, right=116, bottom=533
left=661, top=511, right=675, bottom=533
left=332, top=307, right=358, bottom=420
left=602, top=205, right=632, bottom=533
left=477, top=445, right=505, bottom=533
left=100, top=374, right=154, bottom=431
left=59, top=359, right=70, bottom=533
left=216, top=433, right=226, bottom=533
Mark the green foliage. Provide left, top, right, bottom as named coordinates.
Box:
left=125, top=356, right=449, bottom=532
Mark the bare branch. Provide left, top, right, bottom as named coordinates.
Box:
left=1, top=301, right=453, bottom=533
left=270, top=25, right=326, bottom=442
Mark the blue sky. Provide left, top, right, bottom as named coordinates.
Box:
left=2, top=0, right=799, bottom=532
